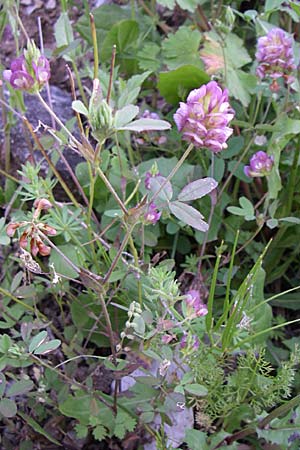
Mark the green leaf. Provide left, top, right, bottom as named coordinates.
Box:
left=72, top=100, right=88, bottom=116
left=0, top=217, right=10, bottom=245
left=185, top=429, right=209, bottom=450
left=157, top=0, right=201, bottom=12
left=221, top=136, right=245, bottom=159
left=92, top=424, right=107, bottom=441
left=29, top=331, right=47, bottom=353
left=138, top=43, right=161, bottom=71
left=0, top=334, right=12, bottom=353
left=7, top=379, right=34, bottom=396
left=267, top=117, right=300, bottom=199
left=54, top=12, right=75, bottom=61
left=239, top=196, right=254, bottom=215
left=118, top=71, right=151, bottom=108
left=0, top=373, right=6, bottom=397
left=279, top=216, right=300, bottom=225
left=114, top=105, right=139, bottom=128
left=33, top=340, right=61, bottom=355
left=290, top=2, right=300, bottom=17
left=77, top=4, right=131, bottom=47
left=18, top=412, right=62, bottom=446
left=177, top=0, right=201, bottom=11
left=114, top=411, right=137, bottom=439
left=118, top=118, right=171, bottom=132
left=59, top=394, right=95, bottom=425
left=178, top=177, right=217, bottom=202
left=0, top=398, right=17, bottom=417
left=227, top=68, right=256, bottom=107
left=162, top=27, right=203, bottom=69
left=228, top=160, right=252, bottom=183
left=184, top=383, right=208, bottom=396
left=75, top=424, right=89, bottom=439
left=101, top=20, right=139, bottom=62
left=169, top=201, right=209, bottom=232
left=266, top=218, right=278, bottom=229
left=148, top=175, right=173, bottom=205
left=49, top=244, right=83, bottom=278
left=156, top=0, right=175, bottom=9
left=158, top=65, right=210, bottom=105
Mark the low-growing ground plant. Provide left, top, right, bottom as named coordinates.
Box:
left=1, top=0, right=300, bottom=449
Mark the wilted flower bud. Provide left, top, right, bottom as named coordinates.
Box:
left=6, top=222, right=20, bottom=237
left=40, top=224, right=57, bottom=236
left=19, top=231, right=29, bottom=249
left=36, top=238, right=51, bottom=256
left=144, top=202, right=161, bottom=225
left=34, top=198, right=53, bottom=211
left=185, top=289, right=208, bottom=318
left=3, top=40, right=50, bottom=93
left=174, top=81, right=235, bottom=153
left=256, top=28, right=296, bottom=87
left=244, top=151, right=274, bottom=177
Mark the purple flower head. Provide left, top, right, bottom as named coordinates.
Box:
left=244, top=151, right=274, bottom=178
left=3, top=56, right=34, bottom=91
left=180, top=333, right=200, bottom=351
left=256, top=28, right=296, bottom=85
left=144, top=202, right=161, bottom=225
left=32, top=56, right=51, bottom=86
left=145, top=171, right=161, bottom=190
left=185, top=289, right=208, bottom=318
left=3, top=42, right=50, bottom=93
left=142, top=109, right=161, bottom=120
left=174, top=81, right=235, bottom=153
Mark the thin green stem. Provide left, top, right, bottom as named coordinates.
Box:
left=0, top=287, right=37, bottom=315
left=107, top=45, right=116, bottom=104
left=96, top=166, right=128, bottom=215
left=71, top=60, right=88, bottom=107
left=218, top=137, right=254, bottom=200
left=90, top=13, right=99, bottom=80
left=128, top=233, right=142, bottom=305
left=103, top=225, right=135, bottom=284
left=284, top=140, right=300, bottom=216
left=152, top=143, right=194, bottom=202
left=36, top=92, right=81, bottom=149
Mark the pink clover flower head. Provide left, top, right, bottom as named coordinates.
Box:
left=185, top=289, right=208, bottom=317
left=256, top=28, right=296, bottom=85
left=174, top=81, right=235, bottom=153
left=244, top=151, right=274, bottom=178
left=144, top=202, right=161, bottom=225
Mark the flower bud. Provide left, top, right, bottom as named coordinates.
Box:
left=244, top=151, right=274, bottom=178
left=144, top=202, right=161, bottom=225
left=89, top=79, right=115, bottom=143
left=184, top=289, right=208, bottom=318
